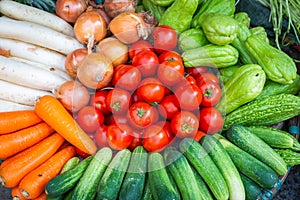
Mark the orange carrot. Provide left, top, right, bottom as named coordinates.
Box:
left=0, top=110, right=42, bottom=134
left=33, top=192, right=47, bottom=200
left=0, top=122, right=54, bottom=159
left=11, top=186, right=27, bottom=200
left=19, top=146, right=76, bottom=199
left=0, top=133, right=65, bottom=188
left=34, top=95, right=97, bottom=155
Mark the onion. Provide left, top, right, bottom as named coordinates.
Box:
left=54, top=80, right=90, bottom=113
left=77, top=53, right=114, bottom=90
left=65, top=48, right=88, bottom=78
left=56, top=0, right=87, bottom=23
left=95, top=37, right=128, bottom=67
left=104, top=0, right=137, bottom=18
left=109, top=12, right=148, bottom=44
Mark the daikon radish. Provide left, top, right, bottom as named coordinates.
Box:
left=0, top=80, right=54, bottom=106
left=0, top=0, right=75, bottom=37
left=0, top=17, right=84, bottom=55
left=0, top=38, right=66, bottom=71
left=0, top=56, right=67, bottom=91
left=0, top=99, right=34, bottom=112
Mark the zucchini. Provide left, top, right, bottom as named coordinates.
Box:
left=119, top=146, right=147, bottom=200
left=165, top=149, right=201, bottom=200
left=201, top=135, right=245, bottom=200
left=96, top=149, right=131, bottom=200
left=190, top=166, right=213, bottom=200
left=71, top=147, right=113, bottom=200
left=218, top=138, right=279, bottom=189
left=224, top=124, right=287, bottom=176
left=223, top=94, right=300, bottom=130
left=148, top=152, right=180, bottom=200
left=179, top=138, right=229, bottom=200
left=239, top=173, right=262, bottom=200
left=45, top=156, right=93, bottom=197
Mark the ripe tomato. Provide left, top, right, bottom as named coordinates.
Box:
left=158, top=94, right=180, bottom=120
left=173, top=75, right=197, bottom=92
left=95, top=125, right=109, bottom=148
left=105, top=88, right=132, bottom=115
left=129, top=40, right=154, bottom=59
left=196, top=72, right=220, bottom=85
left=193, top=130, right=206, bottom=142
left=143, top=124, right=169, bottom=152
left=171, top=111, right=199, bottom=138
left=175, top=82, right=202, bottom=111
left=136, top=77, right=165, bottom=103
left=132, top=50, right=159, bottom=77
left=75, top=147, right=91, bottom=159
left=198, top=79, right=222, bottom=107
left=112, top=64, right=142, bottom=91
left=77, top=106, right=104, bottom=133
left=127, top=135, right=143, bottom=151
left=199, top=107, right=224, bottom=134
left=106, top=124, right=133, bottom=150
left=110, top=114, right=129, bottom=126
left=185, top=66, right=208, bottom=77
left=156, top=121, right=175, bottom=144
left=157, top=60, right=185, bottom=86
left=158, top=50, right=183, bottom=63
left=152, top=25, right=178, bottom=53
left=90, top=90, right=110, bottom=115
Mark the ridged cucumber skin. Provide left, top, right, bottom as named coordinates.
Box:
left=218, top=138, right=279, bottom=189
left=45, top=156, right=93, bottom=197
left=165, top=150, right=201, bottom=200
left=119, top=146, right=147, bottom=200
left=223, top=94, right=300, bottom=130
left=60, top=157, right=80, bottom=174
left=179, top=138, right=229, bottom=200
left=70, top=147, right=113, bottom=200
left=96, top=149, right=131, bottom=200
left=190, top=166, right=213, bottom=200
left=141, top=175, right=153, bottom=200
left=148, top=153, right=180, bottom=200
left=201, top=135, right=245, bottom=200
left=225, top=124, right=287, bottom=176
left=240, top=173, right=262, bottom=200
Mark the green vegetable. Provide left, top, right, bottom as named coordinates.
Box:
left=182, top=44, right=239, bottom=68
left=219, top=64, right=240, bottom=84
left=223, top=94, right=300, bottom=130
left=245, top=34, right=297, bottom=84
left=141, top=176, right=153, bottom=200
left=250, top=26, right=269, bottom=43
left=142, top=0, right=166, bottom=21
left=59, top=157, right=80, bottom=174
left=13, top=0, right=56, bottom=13
left=274, top=149, right=300, bottom=167
left=216, top=64, right=266, bottom=114
left=239, top=173, right=262, bottom=200
left=149, top=0, right=175, bottom=6
left=234, top=12, right=251, bottom=27
left=178, top=28, right=209, bottom=52
left=190, top=166, right=214, bottom=200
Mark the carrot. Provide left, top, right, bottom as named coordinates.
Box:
left=19, top=146, right=76, bottom=199
left=0, top=122, right=54, bottom=159
left=34, top=95, right=97, bottom=155
left=0, top=110, right=42, bottom=134
left=0, top=133, right=65, bottom=188
left=33, top=192, right=47, bottom=200
left=11, top=187, right=27, bottom=200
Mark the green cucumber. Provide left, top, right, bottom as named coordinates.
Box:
left=60, top=157, right=80, bottom=174
left=201, top=135, right=245, bottom=200
left=165, top=149, right=201, bottom=200
left=71, top=147, right=113, bottom=200
left=179, top=138, right=229, bottom=200
left=240, top=173, right=262, bottom=200
left=141, top=175, right=153, bottom=200
left=190, top=166, right=213, bottom=200
left=45, top=156, right=93, bottom=197
left=218, top=138, right=279, bottom=189
left=96, top=149, right=131, bottom=200
left=225, top=124, right=287, bottom=176
left=148, top=152, right=180, bottom=200
left=119, top=146, right=147, bottom=200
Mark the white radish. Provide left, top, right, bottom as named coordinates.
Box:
left=0, top=16, right=84, bottom=55
left=0, top=80, right=54, bottom=106
left=0, top=55, right=67, bottom=91
left=0, top=0, right=75, bottom=37
left=0, top=99, right=34, bottom=112
left=0, top=38, right=66, bottom=71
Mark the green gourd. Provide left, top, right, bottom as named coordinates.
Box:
left=250, top=26, right=269, bottom=43
left=234, top=12, right=251, bottom=28
left=178, top=28, right=209, bottom=52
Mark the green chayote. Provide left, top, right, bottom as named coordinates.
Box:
left=178, top=28, right=209, bottom=52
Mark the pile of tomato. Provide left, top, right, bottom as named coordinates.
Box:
left=74, top=25, right=224, bottom=155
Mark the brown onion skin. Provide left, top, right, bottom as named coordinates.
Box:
left=65, top=48, right=88, bottom=78
left=55, top=80, right=90, bottom=113
left=56, top=0, right=87, bottom=23
left=77, top=53, right=114, bottom=90
left=104, top=0, right=137, bottom=18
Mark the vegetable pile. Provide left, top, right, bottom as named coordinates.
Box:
left=0, top=0, right=300, bottom=199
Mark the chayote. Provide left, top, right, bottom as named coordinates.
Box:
left=178, top=28, right=209, bottom=52
left=250, top=26, right=269, bottom=43
left=234, top=12, right=251, bottom=28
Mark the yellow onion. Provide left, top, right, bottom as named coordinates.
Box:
left=55, top=0, right=87, bottom=23
left=65, top=48, right=88, bottom=78
left=104, top=0, right=137, bottom=18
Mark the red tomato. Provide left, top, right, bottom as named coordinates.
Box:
left=156, top=121, right=175, bottom=144
left=136, top=77, right=165, bottom=103
left=199, top=107, right=224, bottom=134
left=112, top=64, right=142, bottom=91
left=132, top=50, right=159, bottom=77
left=152, top=25, right=178, bottom=53
left=185, top=66, right=208, bottom=77
left=196, top=72, right=220, bottom=85
left=158, top=50, right=183, bottom=63
left=90, top=90, right=110, bottom=115
left=157, top=60, right=185, bottom=86
left=175, top=83, right=202, bottom=111
left=173, top=75, right=197, bottom=92
left=75, top=147, right=91, bottom=159
left=158, top=95, right=180, bottom=120
left=129, top=40, right=154, bottom=59
left=193, top=130, right=206, bottom=142
left=127, top=136, right=143, bottom=151
left=171, top=111, right=199, bottom=138
left=110, top=114, right=129, bottom=126
left=106, top=124, right=133, bottom=150
left=105, top=88, right=132, bottom=115
left=95, top=125, right=109, bottom=148
left=198, top=79, right=222, bottom=107
left=77, top=106, right=104, bottom=133
left=143, top=124, right=169, bottom=152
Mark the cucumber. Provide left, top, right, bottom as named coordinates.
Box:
left=60, top=157, right=80, bottom=174
left=190, top=166, right=213, bottom=200
left=218, top=138, right=279, bottom=189
left=45, top=156, right=93, bottom=197
left=119, top=146, right=147, bottom=200
left=201, top=135, right=245, bottom=200
left=141, top=175, right=153, bottom=200
left=71, top=147, right=113, bottom=200
left=239, top=173, right=262, bottom=200
left=179, top=138, right=229, bottom=200
left=148, top=152, right=180, bottom=200
left=96, top=149, right=131, bottom=200
left=224, top=124, right=287, bottom=176
left=165, top=149, right=201, bottom=200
